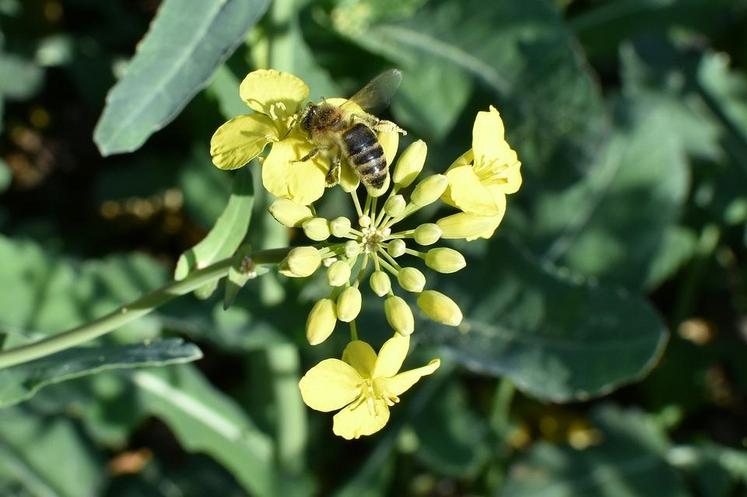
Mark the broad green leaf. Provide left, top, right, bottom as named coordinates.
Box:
left=175, top=167, right=254, bottom=299
left=425, top=238, right=667, bottom=402
left=93, top=0, right=271, bottom=155
left=0, top=236, right=166, bottom=344
left=0, top=338, right=202, bottom=408
left=500, top=405, right=689, bottom=497
left=132, top=364, right=276, bottom=497
left=0, top=407, right=101, bottom=497
left=413, top=381, right=490, bottom=478
left=529, top=98, right=689, bottom=290
left=337, top=0, right=610, bottom=184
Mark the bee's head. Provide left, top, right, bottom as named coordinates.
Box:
left=299, top=103, right=318, bottom=134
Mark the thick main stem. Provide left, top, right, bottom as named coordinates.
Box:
left=0, top=248, right=291, bottom=370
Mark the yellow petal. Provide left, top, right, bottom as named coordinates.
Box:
left=485, top=161, right=523, bottom=195
left=342, top=340, right=377, bottom=378
left=437, top=211, right=503, bottom=241
left=382, top=359, right=440, bottom=397
left=446, top=149, right=474, bottom=172
left=298, top=359, right=362, bottom=412
left=240, top=69, right=309, bottom=117
left=472, top=106, right=506, bottom=165
left=443, top=165, right=500, bottom=215
left=372, top=334, right=410, bottom=379
left=338, top=161, right=360, bottom=192
left=333, top=398, right=390, bottom=440
left=262, top=135, right=328, bottom=205
left=210, top=114, right=277, bottom=170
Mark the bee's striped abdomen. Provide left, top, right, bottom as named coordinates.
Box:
left=343, top=123, right=387, bottom=189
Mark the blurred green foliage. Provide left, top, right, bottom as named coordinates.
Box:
left=1, top=0, right=746, bottom=496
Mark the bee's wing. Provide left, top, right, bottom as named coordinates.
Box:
left=344, top=69, right=402, bottom=114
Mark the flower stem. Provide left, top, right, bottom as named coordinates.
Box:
left=0, top=248, right=291, bottom=370
left=350, top=320, right=359, bottom=341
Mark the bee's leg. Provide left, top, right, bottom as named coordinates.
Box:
left=352, top=114, right=407, bottom=135
left=326, top=156, right=342, bottom=187
left=294, top=147, right=319, bottom=163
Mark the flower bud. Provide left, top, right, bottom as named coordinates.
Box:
left=359, top=215, right=371, bottom=228
left=269, top=199, right=313, bottom=227
left=279, top=246, right=321, bottom=278
left=327, top=260, right=351, bottom=287
left=425, top=248, right=466, bottom=274
left=397, top=267, right=426, bottom=293
left=344, top=240, right=361, bottom=259
left=370, top=270, right=391, bottom=297
left=413, top=223, right=442, bottom=246
left=436, top=212, right=498, bottom=241
left=393, top=140, right=426, bottom=188
left=306, top=298, right=337, bottom=345
left=385, top=295, right=415, bottom=335
left=387, top=239, right=406, bottom=258
left=337, top=286, right=362, bottom=322
left=411, top=174, right=448, bottom=208
left=417, top=290, right=462, bottom=326
left=329, top=216, right=352, bottom=238
left=302, top=217, right=331, bottom=241
left=384, top=194, right=406, bottom=217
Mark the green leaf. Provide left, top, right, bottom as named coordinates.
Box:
left=340, top=0, right=610, bottom=183
left=0, top=407, right=101, bottom=497
left=413, top=381, right=490, bottom=478
left=500, top=405, right=689, bottom=497
left=529, top=98, right=690, bottom=290
left=426, top=238, right=667, bottom=402
left=0, top=339, right=202, bottom=408
left=93, top=0, right=270, bottom=155
left=175, top=167, right=254, bottom=299
left=132, top=364, right=276, bottom=497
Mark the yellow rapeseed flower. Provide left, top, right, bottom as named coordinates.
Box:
left=298, top=334, right=439, bottom=439
left=439, top=106, right=522, bottom=240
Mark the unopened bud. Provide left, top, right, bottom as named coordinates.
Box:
left=384, top=195, right=406, bottom=217
left=411, top=174, right=448, bottom=208
left=397, top=267, right=426, bottom=293
left=359, top=215, right=371, bottom=228
left=279, top=247, right=321, bottom=278
left=306, top=298, right=337, bottom=345
left=385, top=295, right=415, bottom=336
left=269, top=199, right=313, bottom=227
left=329, top=216, right=352, bottom=238
left=413, top=223, right=442, bottom=246
left=344, top=240, right=361, bottom=259
left=302, top=217, right=331, bottom=241
left=393, top=140, right=426, bottom=188
left=337, top=286, right=362, bottom=322
left=327, top=260, right=351, bottom=287
left=417, top=290, right=462, bottom=326
left=387, top=239, right=406, bottom=258
left=370, top=270, right=391, bottom=297
left=425, top=248, right=466, bottom=274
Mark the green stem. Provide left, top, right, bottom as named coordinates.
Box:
left=490, top=376, right=515, bottom=436
left=0, top=248, right=291, bottom=370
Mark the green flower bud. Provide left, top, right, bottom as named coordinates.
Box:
left=417, top=290, right=462, bottom=326
left=337, top=286, right=362, bottom=322
left=385, top=295, right=415, bottom=336
left=359, top=215, right=372, bottom=228
left=344, top=240, right=361, bottom=259
left=425, top=247, right=466, bottom=274
left=327, top=260, right=351, bottom=287
left=397, top=267, right=426, bottom=293
left=269, top=199, right=313, bottom=227
left=387, top=239, right=406, bottom=258
left=279, top=246, right=321, bottom=278
left=306, top=298, right=337, bottom=345
left=369, top=270, right=391, bottom=297
left=302, top=217, right=331, bottom=241
left=329, top=216, right=352, bottom=238
left=411, top=174, right=448, bottom=208
left=384, top=194, right=406, bottom=217
left=393, top=140, right=427, bottom=188
left=413, top=223, right=442, bottom=246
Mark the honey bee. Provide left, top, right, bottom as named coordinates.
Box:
left=296, top=69, right=406, bottom=190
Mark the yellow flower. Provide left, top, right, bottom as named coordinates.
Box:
left=440, top=106, right=522, bottom=240
left=210, top=69, right=328, bottom=205
left=298, top=335, right=439, bottom=439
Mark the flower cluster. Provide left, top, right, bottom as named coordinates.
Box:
left=210, top=70, right=522, bottom=439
